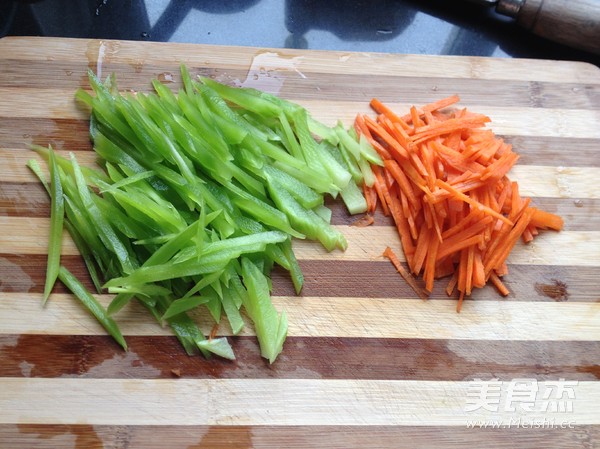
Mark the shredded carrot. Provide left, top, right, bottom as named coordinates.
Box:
left=489, top=272, right=510, bottom=296
left=355, top=96, right=563, bottom=309
left=209, top=323, right=219, bottom=341
left=362, top=183, right=378, bottom=214
left=371, top=165, right=391, bottom=216
left=401, top=94, right=461, bottom=124
left=529, top=208, right=564, bottom=231
left=382, top=246, right=428, bottom=300
left=351, top=214, right=375, bottom=227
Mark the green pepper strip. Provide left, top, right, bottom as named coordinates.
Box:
left=58, top=266, right=127, bottom=350
left=241, top=257, right=287, bottom=364
left=27, top=153, right=65, bottom=302
left=161, top=295, right=210, bottom=321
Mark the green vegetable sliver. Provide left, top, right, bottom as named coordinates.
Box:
left=241, top=257, right=287, bottom=364
left=30, top=68, right=380, bottom=363
left=58, top=266, right=127, bottom=350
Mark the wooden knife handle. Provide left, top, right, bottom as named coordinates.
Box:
left=512, top=0, right=600, bottom=55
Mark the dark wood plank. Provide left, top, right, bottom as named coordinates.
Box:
left=1, top=253, right=598, bottom=301
left=1, top=334, right=598, bottom=381
left=2, top=117, right=600, bottom=167
left=2, top=180, right=599, bottom=231
left=0, top=117, right=92, bottom=151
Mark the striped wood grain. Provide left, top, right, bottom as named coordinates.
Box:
left=1, top=37, right=600, bottom=448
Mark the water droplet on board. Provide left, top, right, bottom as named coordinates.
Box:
left=157, top=72, right=175, bottom=84
left=0, top=257, right=36, bottom=293
left=240, top=51, right=306, bottom=94
left=96, top=41, right=106, bottom=78
left=574, top=199, right=584, bottom=207
left=132, top=60, right=144, bottom=74
left=86, top=40, right=120, bottom=79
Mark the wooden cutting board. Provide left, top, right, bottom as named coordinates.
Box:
left=1, top=36, right=599, bottom=448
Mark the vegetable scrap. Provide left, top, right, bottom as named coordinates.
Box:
left=30, top=65, right=382, bottom=363
left=356, top=96, right=563, bottom=311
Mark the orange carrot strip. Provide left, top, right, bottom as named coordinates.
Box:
left=363, top=182, right=378, bottom=214
left=399, top=190, right=412, bottom=230
left=483, top=197, right=531, bottom=270
left=383, top=246, right=428, bottom=300
left=446, top=270, right=459, bottom=296
left=431, top=140, right=485, bottom=174
left=412, top=226, right=431, bottom=275
left=472, top=250, right=486, bottom=288
left=384, top=160, right=419, bottom=209
left=359, top=96, right=562, bottom=310
left=209, top=323, right=219, bottom=340
left=364, top=115, right=410, bottom=160
left=411, top=115, right=491, bottom=145
left=371, top=165, right=390, bottom=216
left=437, top=234, right=485, bottom=263
left=423, top=232, right=440, bottom=293
left=484, top=206, right=536, bottom=276
left=441, top=209, right=486, bottom=240
left=490, top=272, right=510, bottom=296
left=522, top=227, right=534, bottom=243
left=435, top=179, right=513, bottom=226
left=370, top=98, right=403, bottom=124
left=387, top=190, right=416, bottom=263
left=399, top=158, right=428, bottom=189
left=391, top=122, right=415, bottom=152
left=410, top=151, right=429, bottom=178
left=465, top=245, right=475, bottom=296
left=529, top=208, right=564, bottom=231
left=495, top=262, right=509, bottom=277
left=435, top=257, right=455, bottom=279
left=356, top=114, right=393, bottom=160
left=437, top=216, right=493, bottom=261
left=401, top=95, right=461, bottom=124
left=480, top=152, right=520, bottom=182
left=457, top=247, right=468, bottom=295
left=351, top=214, right=375, bottom=227
left=410, top=105, right=425, bottom=128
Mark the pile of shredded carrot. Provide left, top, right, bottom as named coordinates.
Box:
left=354, top=95, right=564, bottom=311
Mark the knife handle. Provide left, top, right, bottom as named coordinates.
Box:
left=509, top=0, right=600, bottom=54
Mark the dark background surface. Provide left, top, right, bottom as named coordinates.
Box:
left=1, top=0, right=599, bottom=67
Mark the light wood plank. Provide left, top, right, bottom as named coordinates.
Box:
left=0, top=149, right=98, bottom=183
left=2, top=87, right=599, bottom=138
left=0, top=88, right=87, bottom=120
left=1, top=37, right=599, bottom=84
left=509, top=165, right=600, bottom=198
left=1, top=292, right=598, bottom=341
left=4, top=148, right=600, bottom=199
left=0, top=377, right=598, bottom=426
left=295, top=101, right=600, bottom=138
left=295, top=227, right=600, bottom=267
left=1, top=216, right=596, bottom=266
